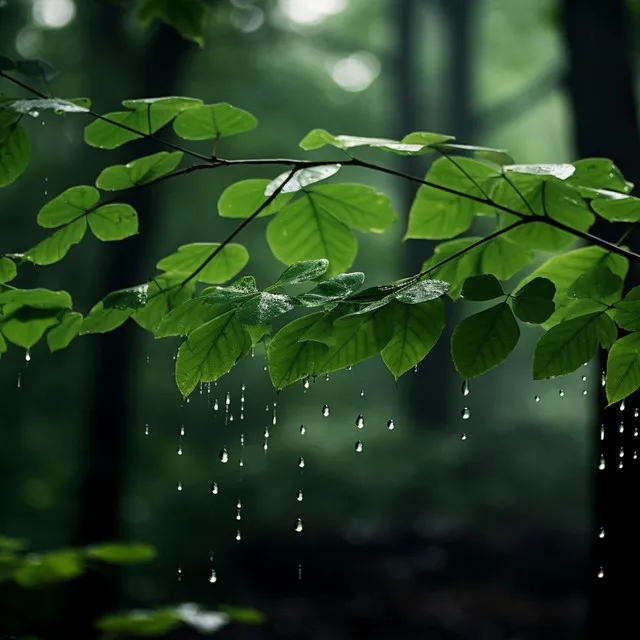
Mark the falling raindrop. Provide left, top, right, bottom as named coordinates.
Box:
left=599, top=456, right=606, bottom=470
left=360, top=389, right=365, bottom=397
left=325, top=373, right=330, bottom=382
left=25, top=350, right=31, bottom=363
left=355, top=440, right=364, bottom=452
left=635, top=428, right=639, bottom=437
left=251, top=346, right=255, bottom=357
left=559, top=389, right=565, bottom=397
left=583, top=389, right=588, bottom=396
left=534, top=395, right=540, bottom=403
left=229, top=414, right=234, bottom=423
left=219, top=448, right=229, bottom=464
left=208, top=569, right=217, bottom=583
left=297, top=489, right=303, bottom=502
left=211, top=482, right=219, bottom=495
left=177, top=445, right=183, bottom=456
left=322, top=404, right=330, bottom=417
left=144, top=424, right=149, bottom=436
left=599, top=527, right=605, bottom=539
left=295, top=518, right=304, bottom=532
left=263, top=426, right=270, bottom=438
left=302, top=377, right=310, bottom=391
left=461, top=379, right=470, bottom=396
left=236, top=499, right=242, bottom=521
left=178, top=565, right=183, bottom=581
left=235, top=530, right=242, bottom=541
left=598, top=567, right=604, bottom=579
left=355, top=414, right=364, bottom=429
left=461, top=433, right=467, bottom=441
left=600, top=425, right=605, bottom=440
left=582, top=375, right=587, bottom=382
left=619, top=423, right=625, bottom=434
left=619, top=460, right=624, bottom=469
left=17, top=373, right=21, bottom=389
left=180, top=425, right=185, bottom=436
left=620, top=447, right=625, bottom=458
left=413, top=364, right=418, bottom=373
left=635, top=408, right=639, bottom=418
left=300, top=424, right=306, bottom=435
left=387, top=419, right=395, bottom=430
left=298, top=564, right=302, bottom=580
left=298, top=457, right=305, bottom=468
left=214, top=398, right=219, bottom=411
left=461, top=407, right=471, bottom=420
left=601, top=371, right=606, bottom=387
left=621, top=399, right=626, bottom=412
left=634, top=451, right=638, bottom=460
left=225, top=392, right=231, bottom=406
left=177, top=481, right=183, bottom=492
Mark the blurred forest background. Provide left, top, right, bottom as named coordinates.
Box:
left=3, top=0, right=636, bottom=638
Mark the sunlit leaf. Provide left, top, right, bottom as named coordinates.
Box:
left=0, top=122, right=29, bottom=187
left=451, top=302, right=520, bottom=378
left=0, top=257, right=17, bottom=283
left=598, top=314, right=618, bottom=349
left=4, top=98, right=89, bottom=115
left=568, top=158, right=633, bottom=194
left=81, top=303, right=131, bottom=335
left=200, top=276, right=259, bottom=305
left=236, top=293, right=294, bottom=325
left=85, top=543, right=156, bottom=564
left=218, top=179, right=294, bottom=218
left=265, top=165, right=342, bottom=196
left=606, top=333, right=640, bottom=405
left=590, top=193, right=640, bottom=222
left=88, top=203, right=138, bottom=241
left=173, top=103, right=257, bottom=140
left=133, top=275, right=194, bottom=333
left=157, top=243, right=249, bottom=284
left=1, top=307, right=61, bottom=349
left=154, top=299, right=231, bottom=338
left=97, top=609, right=181, bottom=636
left=26, top=218, right=87, bottom=265
left=614, top=286, right=640, bottom=331
left=295, top=272, right=365, bottom=306
left=504, top=163, right=575, bottom=180
left=37, top=186, right=100, bottom=228
left=567, top=265, right=623, bottom=302
left=103, top=284, right=149, bottom=310
left=136, top=0, right=208, bottom=46
left=274, top=259, right=329, bottom=286
left=47, top=312, right=83, bottom=352
left=96, top=151, right=183, bottom=190
left=14, top=550, right=83, bottom=588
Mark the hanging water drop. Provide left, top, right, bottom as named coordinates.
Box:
left=177, top=481, right=183, bottom=491
left=208, top=569, right=217, bottom=584
left=251, top=346, right=255, bottom=357
left=225, top=392, right=231, bottom=406
left=295, top=518, right=303, bottom=532
left=297, top=489, right=303, bottom=502
left=263, top=426, right=270, bottom=438
left=298, top=457, right=305, bottom=468
left=355, top=414, right=364, bottom=429
left=211, top=482, right=219, bottom=495
left=387, top=419, right=395, bottom=430
left=325, top=373, right=330, bottom=382
left=620, top=399, right=626, bottom=412
left=461, top=407, right=471, bottom=420
left=219, top=448, right=229, bottom=464
left=29, top=110, right=39, bottom=118
left=25, top=350, right=31, bottom=363
left=355, top=440, right=363, bottom=452
left=300, top=424, right=306, bottom=435
left=302, top=377, right=310, bottom=390
left=461, top=380, right=470, bottom=396
left=413, top=364, right=418, bottom=373
left=534, top=395, right=540, bottom=403
left=322, top=405, right=330, bottom=417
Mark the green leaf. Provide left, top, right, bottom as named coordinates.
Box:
left=296, top=272, right=365, bottom=306
left=1, top=307, right=61, bottom=349
left=0, top=123, right=29, bottom=187
left=267, top=312, right=329, bottom=390
left=461, top=274, right=504, bottom=301
left=597, top=313, right=618, bottom=349
left=606, top=333, right=640, bottom=404
left=97, top=609, right=181, bottom=636
left=275, top=259, right=329, bottom=286
left=267, top=197, right=357, bottom=278
left=85, top=543, right=156, bottom=564
left=305, top=184, right=397, bottom=232
left=4, top=98, right=89, bottom=116
left=84, top=97, right=202, bottom=149
left=136, top=0, right=207, bottom=46
left=103, top=284, right=149, bottom=310
left=405, top=157, right=499, bottom=240
left=14, top=550, right=83, bottom=588
left=37, top=186, right=100, bottom=228
left=154, top=299, right=230, bottom=338
left=200, top=276, right=259, bottom=305
left=157, top=243, right=249, bottom=284
left=218, top=606, right=266, bottom=625
left=504, top=163, right=575, bottom=180
left=27, top=218, right=88, bottom=265
left=614, top=286, right=640, bottom=331
left=236, top=293, right=294, bottom=325
left=567, top=265, right=623, bottom=302
left=264, top=165, right=341, bottom=195
left=47, top=312, right=83, bottom=352
left=298, top=128, right=453, bottom=154
left=175, top=311, right=247, bottom=398
left=218, top=179, right=294, bottom=218
left=451, top=302, right=520, bottom=378
left=532, top=313, right=601, bottom=379
left=590, top=193, right=640, bottom=222
left=568, top=158, right=633, bottom=194
left=96, top=151, right=183, bottom=191
left=394, top=279, right=450, bottom=304
left=380, top=299, right=445, bottom=378
left=0, top=288, right=72, bottom=309
left=173, top=103, right=257, bottom=140
left=88, top=204, right=138, bottom=241
left=133, top=275, right=194, bottom=333
left=512, top=277, right=555, bottom=324
left=0, top=257, right=17, bottom=283
left=81, top=304, right=131, bottom=335
left=14, top=58, right=55, bottom=82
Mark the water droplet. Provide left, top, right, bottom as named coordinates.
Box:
left=299, top=424, right=306, bottom=435
left=225, top=392, right=231, bottom=406
left=211, top=482, right=219, bottom=494
left=461, top=433, right=467, bottom=441
left=620, top=447, right=625, bottom=458
left=621, top=399, right=626, bottom=411
left=219, top=448, right=229, bottom=463
left=302, top=377, right=310, bottom=390
left=600, top=425, right=605, bottom=440
left=360, top=389, right=365, bottom=397
left=298, top=564, right=302, bottom=580
left=619, top=423, right=625, bottom=434
left=559, top=389, right=565, bottom=397
left=413, top=364, right=418, bottom=373
left=297, top=489, right=303, bottom=502
left=461, top=380, right=470, bottom=396
left=235, top=530, right=241, bottom=541
left=635, top=408, right=639, bottom=418
left=599, top=456, right=606, bottom=470
left=583, top=389, right=588, bottom=396
left=582, top=375, right=587, bottom=382
left=601, top=371, right=606, bottom=387
left=178, top=565, right=183, bottom=581
left=355, top=414, right=364, bottom=429
left=619, top=460, right=624, bottom=469
left=25, top=350, right=31, bottom=363
left=208, top=569, right=217, bottom=583
left=461, top=407, right=471, bottom=420
left=229, top=414, right=234, bottom=422
left=214, top=399, right=219, bottom=411
left=17, top=373, right=21, bottom=389
left=599, top=527, right=605, bottom=539
left=387, top=419, right=395, bottom=430
left=263, top=441, right=269, bottom=453
left=322, top=405, right=330, bottom=417
left=355, top=440, right=363, bottom=452
left=177, top=481, right=183, bottom=491
left=177, top=446, right=183, bottom=455
left=634, top=451, right=638, bottom=460
left=598, top=567, right=604, bottom=579
left=635, top=428, right=639, bottom=437
left=263, top=426, right=270, bottom=438
left=251, top=346, right=255, bottom=357
left=29, top=110, right=39, bottom=118
left=298, top=457, right=305, bottom=468
left=347, top=365, right=353, bottom=371
left=325, top=373, right=330, bottom=382
left=144, top=424, right=149, bottom=436
left=295, top=518, right=303, bottom=532
left=534, top=395, right=540, bottom=403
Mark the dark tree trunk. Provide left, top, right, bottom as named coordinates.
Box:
left=61, top=9, right=191, bottom=638
left=562, top=0, right=640, bottom=637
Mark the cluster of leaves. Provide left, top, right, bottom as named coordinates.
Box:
left=0, top=535, right=264, bottom=636
left=2, top=60, right=640, bottom=405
